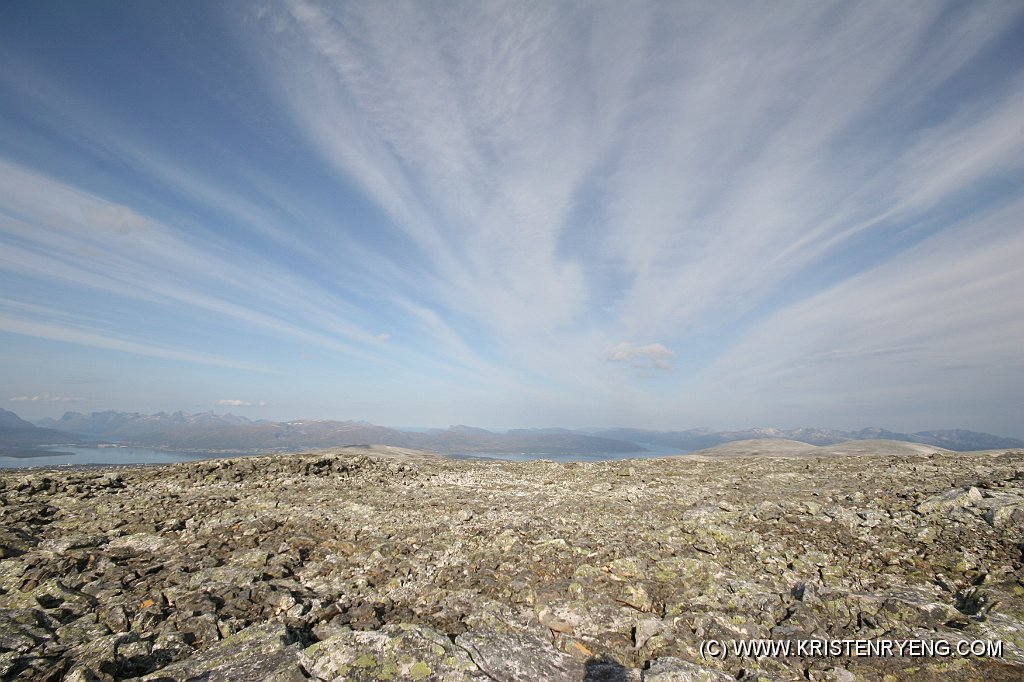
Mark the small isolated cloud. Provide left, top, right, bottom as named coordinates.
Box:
left=81, top=204, right=148, bottom=235
left=217, top=399, right=267, bottom=407
left=606, top=342, right=675, bottom=371
left=375, top=333, right=391, bottom=342
left=9, top=394, right=87, bottom=402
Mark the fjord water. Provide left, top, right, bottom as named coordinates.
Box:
left=0, top=446, right=257, bottom=469
left=3, top=442, right=688, bottom=468
left=451, top=442, right=688, bottom=462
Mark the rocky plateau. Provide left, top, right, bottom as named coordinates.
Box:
left=2, top=444, right=1024, bottom=681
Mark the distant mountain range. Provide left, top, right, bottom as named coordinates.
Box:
left=31, top=410, right=646, bottom=456
left=584, top=426, right=1024, bottom=452
left=1, top=407, right=1020, bottom=457
left=0, top=408, right=81, bottom=456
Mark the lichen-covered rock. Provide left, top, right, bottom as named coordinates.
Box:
left=138, top=621, right=304, bottom=681
left=644, top=657, right=735, bottom=681
left=303, top=623, right=487, bottom=681
left=915, top=486, right=983, bottom=514
left=456, top=628, right=584, bottom=681
left=0, top=447, right=1023, bottom=680
left=0, top=608, right=56, bottom=654
left=972, top=490, right=1024, bottom=528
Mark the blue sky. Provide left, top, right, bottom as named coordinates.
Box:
left=1, top=1, right=1022, bottom=436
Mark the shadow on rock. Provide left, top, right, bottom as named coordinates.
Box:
left=584, top=656, right=631, bottom=681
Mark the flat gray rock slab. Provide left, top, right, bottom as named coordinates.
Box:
left=644, top=657, right=742, bottom=681
left=137, top=622, right=305, bottom=682
left=302, top=623, right=489, bottom=681
left=456, top=628, right=586, bottom=682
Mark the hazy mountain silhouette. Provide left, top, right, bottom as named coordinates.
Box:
left=9, top=409, right=1021, bottom=456
left=34, top=411, right=646, bottom=455
left=0, top=407, right=84, bottom=455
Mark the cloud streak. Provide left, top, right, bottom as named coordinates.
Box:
left=9, top=394, right=87, bottom=403
left=693, top=198, right=1024, bottom=433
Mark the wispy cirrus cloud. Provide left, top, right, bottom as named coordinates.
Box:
left=0, top=158, right=419, bottom=372
left=250, top=2, right=1023, bottom=368
left=65, top=377, right=109, bottom=385
left=0, top=1, right=1020, bottom=432
left=690, top=198, right=1024, bottom=432
left=0, top=304, right=270, bottom=372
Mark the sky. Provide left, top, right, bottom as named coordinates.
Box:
left=1, top=1, right=1022, bottom=436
